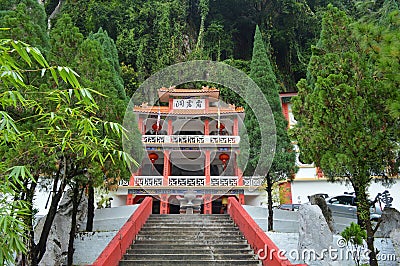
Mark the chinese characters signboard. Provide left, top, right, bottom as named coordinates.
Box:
left=173, top=99, right=205, bottom=109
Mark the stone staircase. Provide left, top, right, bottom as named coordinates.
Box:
left=119, top=214, right=262, bottom=265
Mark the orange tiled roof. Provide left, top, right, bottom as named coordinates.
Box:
left=133, top=105, right=244, bottom=114
left=158, top=86, right=220, bottom=102
left=159, top=86, right=219, bottom=93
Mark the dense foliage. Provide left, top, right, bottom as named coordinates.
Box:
left=247, top=25, right=297, bottom=231
left=292, top=4, right=399, bottom=265
left=1, top=0, right=399, bottom=264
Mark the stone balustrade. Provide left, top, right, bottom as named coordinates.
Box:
left=118, top=176, right=265, bottom=187
left=210, top=176, right=238, bottom=186
left=142, top=135, right=240, bottom=144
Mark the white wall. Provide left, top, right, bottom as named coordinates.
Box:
left=245, top=191, right=267, bottom=207
left=291, top=179, right=400, bottom=211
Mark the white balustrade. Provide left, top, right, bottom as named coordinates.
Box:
left=168, top=176, right=206, bottom=186
left=142, top=135, right=240, bottom=144
left=118, top=179, right=130, bottom=186
left=119, top=175, right=265, bottom=187
left=134, top=176, right=163, bottom=186
left=210, top=176, right=238, bottom=186
left=243, top=176, right=264, bottom=187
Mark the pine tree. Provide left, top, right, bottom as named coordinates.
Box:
left=89, top=28, right=127, bottom=102
left=48, top=15, right=133, bottom=263
left=49, top=14, right=84, bottom=67
left=292, top=5, right=399, bottom=266
left=0, top=0, right=49, bottom=53
left=247, top=25, right=297, bottom=231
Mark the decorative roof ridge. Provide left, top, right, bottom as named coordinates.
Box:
left=159, top=86, right=219, bottom=93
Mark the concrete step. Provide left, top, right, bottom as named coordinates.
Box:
left=126, top=248, right=254, bottom=255
left=119, top=259, right=261, bottom=265
left=123, top=253, right=257, bottom=260
left=135, top=234, right=245, bottom=241
left=149, top=214, right=230, bottom=218
left=143, top=223, right=236, bottom=230
left=146, top=218, right=233, bottom=222
left=142, top=221, right=235, bottom=226
left=137, top=230, right=242, bottom=236
left=129, top=243, right=251, bottom=250
left=133, top=239, right=249, bottom=245
left=119, top=214, right=261, bottom=266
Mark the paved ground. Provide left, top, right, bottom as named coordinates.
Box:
left=73, top=205, right=139, bottom=265
left=244, top=205, right=398, bottom=266
left=73, top=204, right=397, bottom=265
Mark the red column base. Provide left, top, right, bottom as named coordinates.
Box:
left=203, top=194, right=212, bottom=214
left=160, top=194, right=169, bottom=214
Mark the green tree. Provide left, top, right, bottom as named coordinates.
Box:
left=341, top=222, right=367, bottom=266
left=49, top=23, right=132, bottom=262
left=0, top=35, right=133, bottom=265
left=115, top=0, right=187, bottom=81
left=89, top=28, right=127, bottom=102
left=248, top=25, right=297, bottom=231
left=0, top=0, right=49, bottom=53
left=49, top=14, right=84, bottom=67
left=292, top=5, right=399, bottom=266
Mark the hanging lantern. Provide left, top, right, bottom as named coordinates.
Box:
left=148, top=153, right=159, bottom=164
left=219, top=153, right=230, bottom=170
left=152, top=123, right=161, bottom=131
left=216, top=123, right=225, bottom=130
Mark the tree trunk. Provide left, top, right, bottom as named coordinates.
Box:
left=26, top=181, right=37, bottom=266
left=67, top=184, right=83, bottom=266
left=266, top=173, right=274, bottom=231
left=31, top=170, right=67, bottom=265
left=16, top=179, right=37, bottom=266
left=86, top=182, right=94, bottom=232
left=354, top=181, right=378, bottom=266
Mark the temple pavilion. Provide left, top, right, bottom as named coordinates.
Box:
left=114, top=87, right=263, bottom=214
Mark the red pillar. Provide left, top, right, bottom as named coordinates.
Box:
left=168, top=119, right=173, bottom=135
left=237, top=163, right=243, bottom=186
left=126, top=173, right=135, bottom=205
left=169, top=98, right=173, bottom=112
left=237, top=163, right=244, bottom=204
left=233, top=117, right=238, bottom=136
left=238, top=194, right=245, bottom=204
left=204, top=119, right=209, bottom=135
left=163, top=151, right=170, bottom=186
left=126, top=194, right=134, bottom=205
left=160, top=194, right=169, bottom=214
left=138, top=116, right=144, bottom=134
left=205, top=151, right=210, bottom=185
left=203, top=194, right=212, bottom=214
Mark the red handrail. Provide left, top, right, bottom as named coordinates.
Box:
left=227, top=197, right=307, bottom=266
left=91, top=196, right=153, bottom=266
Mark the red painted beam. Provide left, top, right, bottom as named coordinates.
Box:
left=227, top=197, right=307, bottom=266
left=91, top=197, right=153, bottom=266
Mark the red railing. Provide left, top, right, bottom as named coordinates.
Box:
left=227, top=197, right=307, bottom=266
left=91, top=197, right=153, bottom=266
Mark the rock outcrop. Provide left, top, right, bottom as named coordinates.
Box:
left=309, top=195, right=335, bottom=233
left=35, top=189, right=88, bottom=266
left=390, top=228, right=400, bottom=265
left=298, top=204, right=337, bottom=265
left=378, top=207, right=400, bottom=238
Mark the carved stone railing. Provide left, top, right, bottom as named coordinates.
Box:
left=142, top=135, right=240, bottom=145
left=210, top=176, right=238, bottom=186
left=118, top=176, right=265, bottom=187
left=134, top=176, right=163, bottom=186
left=243, top=176, right=264, bottom=187
left=118, top=179, right=130, bottom=186
left=168, top=176, right=206, bottom=186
